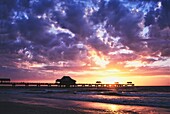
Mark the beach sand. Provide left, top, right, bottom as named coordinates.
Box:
left=0, top=101, right=87, bottom=114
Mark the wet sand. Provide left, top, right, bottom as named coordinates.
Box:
left=0, top=101, right=87, bottom=114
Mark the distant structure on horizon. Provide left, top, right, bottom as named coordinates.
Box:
left=114, top=82, right=119, bottom=84
left=56, top=76, right=76, bottom=87
left=0, top=78, right=10, bottom=83
left=96, top=81, right=102, bottom=83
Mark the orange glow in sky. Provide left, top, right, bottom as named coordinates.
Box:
left=87, top=46, right=109, bottom=68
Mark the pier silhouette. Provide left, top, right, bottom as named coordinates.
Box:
left=0, top=76, right=134, bottom=88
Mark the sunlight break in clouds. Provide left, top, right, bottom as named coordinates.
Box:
left=87, top=46, right=109, bottom=68
left=0, top=0, right=170, bottom=85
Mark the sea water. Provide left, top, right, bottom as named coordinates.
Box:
left=0, top=86, right=170, bottom=113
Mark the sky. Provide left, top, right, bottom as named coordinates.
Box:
left=0, top=0, right=170, bottom=86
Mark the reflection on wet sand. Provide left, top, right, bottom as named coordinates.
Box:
left=82, top=102, right=170, bottom=114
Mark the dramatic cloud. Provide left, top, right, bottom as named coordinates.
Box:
left=0, top=0, right=170, bottom=83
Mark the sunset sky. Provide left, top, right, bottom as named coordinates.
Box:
left=0, top=0, right=170, bottom=86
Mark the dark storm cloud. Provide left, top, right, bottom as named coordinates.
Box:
left=17, top=17, right=53, bottom=46
left=91, top=0, right=144, bottom=51
left=87, top=37, right=110, bottom=54
left=49, top=33, right=76, bottom=47
left=51, top=0, right=92, bottom=38
left=0, top=0, right=151, bottom=56
left=31, top=0, right=54, bottom=15
left=145, top=25, right=170, bottom=56
left=130, top=0, right=170, bottom=57
left=1, top=0, right=170, bottom=81
left=0, top=0, right=93, bottom=63
left=143, top=0, right=170, bottom=29
left=47, top=45, right=81, bottom=61
left=144, top=9, right=157, bottom=26
left=158, top=0, right=170, bottom=29
left=117, top=12, right=144, bottom=52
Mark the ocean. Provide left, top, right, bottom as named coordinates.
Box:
left=0, top=86, right=170, bottom=114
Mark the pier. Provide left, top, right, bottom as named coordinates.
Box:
left=0, top=77, right=134, bottom=88
left=0, top=82, right=134, bottom=88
